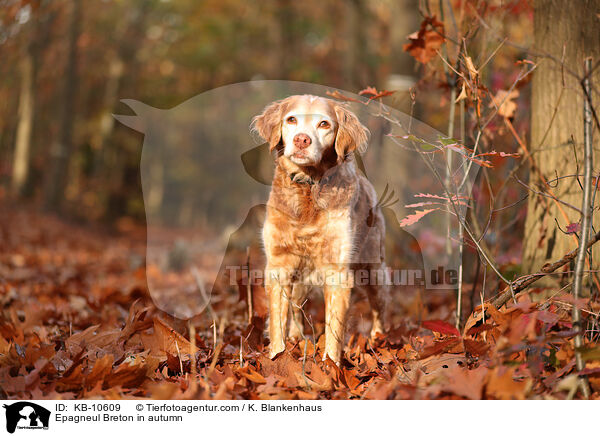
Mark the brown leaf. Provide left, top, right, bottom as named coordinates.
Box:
left=236, top=365, right=267, bottom=384
left=258, top=352, right=303, bottom=388
left=464, top=339, right=490, bottom=357
left=342, top=367, right=361, bottom=391
left=303, top=360, right=334, bottom=391
left=486, top=366, right=530, bottom=399
left=65, top=325, right=100, bottom=354
left=105, top=361, right=148, bottom=389
left=403, top=16, right=445, bottom=64
left=455, top=82, right=468, bottom=102
left=419, top=337, right=461, bottom=359
left=85, top=354, right=114, bottom=389
left=489, top=89, right=519, bottom=118
left=442, top=365, right=488, bottom=400
left=464, top=56, right=478, bottom=79
left=141, top=317, right=191, bottom=359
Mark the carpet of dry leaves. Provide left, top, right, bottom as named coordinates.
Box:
left=1, top=206, right=599, bottom=400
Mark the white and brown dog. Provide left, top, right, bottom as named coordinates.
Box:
left=252, top=95, right=388, bottom=364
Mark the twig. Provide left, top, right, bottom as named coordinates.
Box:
left=455, top=224, right=464, bottom=329
left=458, top=61, right=537, bottom=191
left=205, top=317, right=226, bottom=382
left=479, top=38, right=506, bottom=71
left=189, top=322, right=198, bottom=395
left=571, top=58, right=593, bottom=399
left=385, top=118, right=509, bottom=286
left=481, top=265, right=487, bottom=342
left=246, top=247, right=253, bottom=325
left=513, top=175, right=582, bottom=214
left=446, top=80, right=457, bottom=258
left=174, top=340, right=183, bottom=375
left=438, top=25, right=461, bottom=327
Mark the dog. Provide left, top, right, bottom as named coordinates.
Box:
left=252, top=94, right=388, bottom=364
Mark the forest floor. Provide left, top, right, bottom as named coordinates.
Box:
left=1, top=206, right=599, bottom=400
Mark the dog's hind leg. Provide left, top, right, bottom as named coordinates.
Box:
left=365, top=267, right=389, bottom=339
left=323, top=282, right=351, bottom=364
left=267, top=268, right=290, bottom=358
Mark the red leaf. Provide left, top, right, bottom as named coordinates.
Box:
left=404, top=201, right=442, bottom=208
left=414, top=193, right=469, bottom=202
left=358, top=86, right=396, bottom=102
left=399, top=209, right=437, bottom=227
left=422, top=320, right=460, bottom=336
left=475, top=151, right=520, bottom=158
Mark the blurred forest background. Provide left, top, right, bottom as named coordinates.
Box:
left=0, top=0, right=530, bottom=227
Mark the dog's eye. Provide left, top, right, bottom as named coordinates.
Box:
left=286, top=116, right=297, bottom=124
left=318, top=120, right=330, bottom=129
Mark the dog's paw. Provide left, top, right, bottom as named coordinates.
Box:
left=288, top=326, right=304, bottom=342
left=370, top=322, right=384, bottom=340
left=268, top=344, right=286, bottom=360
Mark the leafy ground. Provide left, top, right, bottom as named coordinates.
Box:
left=1, top=206, right=599, bottom=400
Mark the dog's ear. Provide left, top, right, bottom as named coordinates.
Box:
left=252, top=100, right=285, bottom=152
left=334, top=104, right=370, bottom=161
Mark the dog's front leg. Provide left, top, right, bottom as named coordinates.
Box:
left=323, top=269, right=352, bottom=365
left=266, top=267, right=291, bottom=358
left=288, top=283, right=307, bottom=341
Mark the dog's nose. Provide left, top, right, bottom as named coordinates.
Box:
left=293, top=133, right=311, bottom=149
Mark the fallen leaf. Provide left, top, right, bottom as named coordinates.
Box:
left=442, top=365, right=487, bottom=400
left=422, top=320, right=460, bottom=336
left=486, top=366, right=530, bottom=399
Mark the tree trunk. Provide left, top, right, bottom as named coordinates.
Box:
left=101, top=1, right=150, bottom=222
left=522, top=0, right=600, bottom=289
left=11, top=52, right=34, bottom=196
left=276, top=0, right=294, bottom=78
left=43, top=0, right=81, bottom=212
left=343, top=0, right=368, bottom=90
left=90, top=54, right=124, bottom=164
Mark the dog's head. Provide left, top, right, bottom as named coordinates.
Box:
left=252, top=95, right=369, bottom=166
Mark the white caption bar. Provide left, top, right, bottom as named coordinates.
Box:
left=0, top=400, right=591, bottom=435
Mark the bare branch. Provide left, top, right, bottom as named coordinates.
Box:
left=492, top=230, right=600, bottom=309
left=572, top=58, right=593, bottom=399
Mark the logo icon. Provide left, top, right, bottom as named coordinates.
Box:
left=2, top=402, right=50, bottom=433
